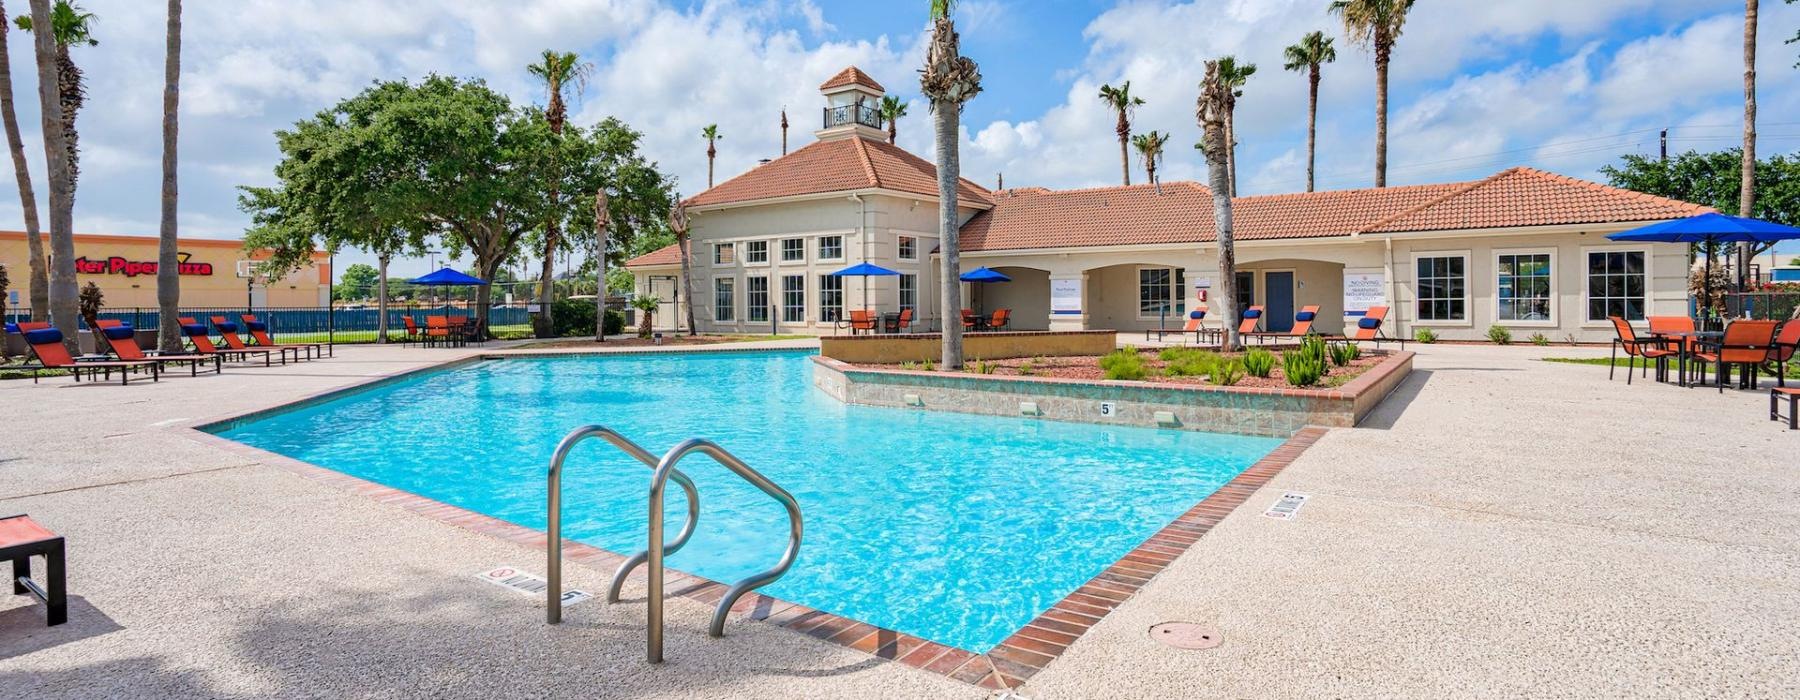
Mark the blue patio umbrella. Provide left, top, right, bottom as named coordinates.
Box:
left=1608, top=213, right=1800, bottom=315
left=829, top=262, right=900, bottom=311
left=959, top=267, right=1012, bottom=315
left=408, top=268, right=489, bottom=286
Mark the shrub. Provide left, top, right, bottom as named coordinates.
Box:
left=971, top=358, right=998, bottom=375
left=1211, top=359, right=1245, bottom=386
left=1414, top=327, right=1439, bottom=344
left=1242, top=348, right=1276, bottom=377
left=1299, top=334, right=1329, bottom=365
left=1017, top=358, right=1034, bottom=376
left=551, top=298, right=625, bottom=337
left=1162, top=348, right=1217, bottom=377
left=1099, top=348, right=1148, bottom=381
left=1528, top=332, right=1550, bottom=346
left=921, top=357, right=936, bottom=372
left=1281, top=349, right=1326, bottom=386
left=1486, top=325, right=1512, bottom=345
left=1329, top=341, right=1360, bottom=367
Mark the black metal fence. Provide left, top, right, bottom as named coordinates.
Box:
left=3, top=305, right=536, bottom=345
left=1723, top=291, right=1800, bottom=323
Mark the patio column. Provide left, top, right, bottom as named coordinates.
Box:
left=1048, top=272, right=1088, bottom=332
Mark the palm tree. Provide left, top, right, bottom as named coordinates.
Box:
left=1739, top=0, right=1758, bottom=292
left=15, top=0, right=96, bottom=192
left=921, top=0, right=981, bottom=370
left=23, top=0, right=77, bottom=352
left=669, top=198, right=696, bottom=336
left=1330, top=0, right=1415, bottom=188
left=0, top=1, right=44, bottom=321
left=593, top=188, right=610, bottom=342
left=1097, top=81, right=1144, bottom=186
left=1131, top=130, right=1169, bottom=188
left=1197, top=60, right=1240, bottom=351
left=702, top=124, right=721, bottom=188
left=1284, top=31, right=1336, bottom=193
left=878, top=95, right=908, bottom=144
left=154, top=0, right=181, bottom=352
left=1217, top=56, right=1256, bottom=197
left=526, top=49, right=593, bottom=339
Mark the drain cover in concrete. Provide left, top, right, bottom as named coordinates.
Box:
left=1149, top=622, right=1222, bottom=650
left=1263, top=492, right=1309, bottom=520
left=476, top=566, right=591, bottom=608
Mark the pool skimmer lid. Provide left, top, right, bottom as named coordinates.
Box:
left=1150, top=621, right=1222, bottom=650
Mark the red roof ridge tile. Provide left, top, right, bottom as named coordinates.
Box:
left=1506, top=165, right=1713, bottom=212
left=1354, top=171, right=1504, bottom=233
left=820, top=66, right=885, bottom=93
left=1235, top=178, right=1471, bottom=205
left=849, top=136, right=882, bottom=190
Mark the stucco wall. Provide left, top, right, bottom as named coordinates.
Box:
left=819, top=330, right=1116, bottom=363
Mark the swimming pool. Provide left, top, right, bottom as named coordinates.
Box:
left=209, top=350, right=1283, bottom=652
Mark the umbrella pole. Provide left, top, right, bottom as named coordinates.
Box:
left=1705, top=242, right=1716, bottom=328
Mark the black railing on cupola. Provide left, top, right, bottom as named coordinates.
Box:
left=822, top=103, right=883, bottom=130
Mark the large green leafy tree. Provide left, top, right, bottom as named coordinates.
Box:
left=1600, top=149, right=1800, bottom=261
left=335, top=263, right=380, bottom=301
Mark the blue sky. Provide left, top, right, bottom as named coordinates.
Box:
left=1, top=0, right=1795, bottom=278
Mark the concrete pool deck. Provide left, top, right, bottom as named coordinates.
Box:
left=2, top=338, right=1795, bottom=697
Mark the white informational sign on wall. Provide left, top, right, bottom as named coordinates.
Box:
left=1343, top=272, right=1386, bottom=315
left=1051, top=278, right=1082, bottom=315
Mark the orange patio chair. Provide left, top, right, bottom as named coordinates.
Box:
left=1247, top=305, right=1320, bottom=344
left=18, top=325, right=159, bottom=384
left=1148, top=310, right=1207, bottom=343
left=960, top=308, right=981, bottom=331
left=891, top=308, right=914, bottom=333
left=241, top=314, right=329, bottom=359
left=95, top=319, right=221, bottom=377
left=1765, top=320, right=1799, bottom=388
left=1693, top=319, right=1781, bottom=392
left=1647, top=315, right=1700, bottom=356
left=986, top=308, right=1011, bottom=332
left=425, top=316, right=456, bottom=347
left=401, top=316, right=424, bottom=346
left=211, top=316, right=304, bottom=364
left=840, top=309, right=878, bottom=335
left=178, top=317, right=275, bottom=366
left=1608, top=316, right=1680, bottom=385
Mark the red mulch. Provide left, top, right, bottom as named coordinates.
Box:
left=855, top=349, right=1385, bottom=390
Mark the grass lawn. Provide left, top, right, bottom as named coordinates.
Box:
left=1541, top=356, right=1800, bottom=380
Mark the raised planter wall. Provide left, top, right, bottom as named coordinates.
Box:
left=819, top=330, right=1118, bottom=364
left=813, top=351, right=1414, bottom=436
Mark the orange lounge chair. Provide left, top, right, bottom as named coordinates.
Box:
left=178, top=317, right=276, bottom=366
left=1322, top=306, right=1404, bottom=350
left=1247, top=305, right=1320, bottom=344
left=240, top=314, right=329, bottom=359
left=1147, top=310, right=1209, bottom=343
left=1203, top=305, right=1263, bottom=344
left=211, top=316, right=305, bottom=363
left=19, top=325, right=159, bottom=384
left=95, top=320, right=221, bottom=377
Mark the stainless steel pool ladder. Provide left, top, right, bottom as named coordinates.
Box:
left=544, top=425, right=804, bottom=664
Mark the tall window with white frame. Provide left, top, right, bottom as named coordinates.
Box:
left=818, top=274, right=844, bottom=322
left=818, top=235, right=844, bottom=260
left=781, top=275, right=806, bottom=323
left=781, top=238, right=805, bottom=263
left=746, top=276, right=769, bottom=323
left=714, top=277, right=735, bottom=322
left=898, top=273, right=916, bottom=312
left=897, top=235, right=917, bottom=261
left=745, top=240, right=768, bottom=264
left=1496, top=253, right=1551, bottom=322
left=1587, top=250, right=1646, bottom=321
left=1415, top=255, right=1467, bottom=322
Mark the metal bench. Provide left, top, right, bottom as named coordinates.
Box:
left=1774, top=388, right=1800, bottom=431
left=2, top=514, right=66, bottom=626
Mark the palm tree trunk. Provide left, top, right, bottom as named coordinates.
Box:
left=155, top=0, right=183, bottom=353
left=1740, top=0, right=1757, bottom=295
left=1306, top=66, right=1319, bottom=192
left=376, top=253, right=390, bottom=343
left=678, top=233, right=697, bottom=335
left=1374, top=36, right=1390, bottom=188
left=594, top=192, right=608, bottom=343
left=0, top=2, right=46, bottom=321
left=27, top=0, right=77, bottom=354
left=1225, top=112, right=1237, bottom=198
left=536, top=227, right=557, bottom=338
left=1118, top=131, right=1130, bottom=186
left=936, top=100, right=964, bottom=369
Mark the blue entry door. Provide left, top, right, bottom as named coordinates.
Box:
left=1265, top=271, right=1295, bottom=332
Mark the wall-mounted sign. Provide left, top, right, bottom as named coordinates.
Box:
left=1343, top=272, right=1385, bottom=314
left=74, top=252, right=214, bottom=278
left=1050, top=278, right=1082, bottom=315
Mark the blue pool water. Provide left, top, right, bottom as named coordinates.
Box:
left=210, top=350, right=1282, bottom=652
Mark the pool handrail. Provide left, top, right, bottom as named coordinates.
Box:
left=545, top=425, right=700, bottom=625
left=646, top=438, right=803, bottom=663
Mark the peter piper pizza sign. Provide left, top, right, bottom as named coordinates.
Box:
left=73, top=252, right=214, bottom=277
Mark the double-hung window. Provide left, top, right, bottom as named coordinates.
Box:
left=899, top=274, right=916, bottom=312
left=713, top=278, right=735, bottom=322
left=818, top=235, right=844, bottom=261
left=781, top=238, right=805, bottom=263
left=1415, top=255, right=1468, bottom=322
left=744, top=241, right=768, bottom=264
left=1587, top=250, right=1646, bottom=321
left=818, top=274, right=843, bottom=322
left=713, top=243, right=735, bottom=265
left=1496, top=252, right=1552, bottom=322
left=897, top=236, right=917, bottom=260
left=781, top=275, right=806, bottom=323
left=1138, top=267, right=1187, bottom=317
left=746, top=276, right=769, bottom=322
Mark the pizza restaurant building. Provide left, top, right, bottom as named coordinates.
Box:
left=0, top=231, right=330, bottom=312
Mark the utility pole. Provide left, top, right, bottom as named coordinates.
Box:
left=1659, top=128, right=1668, bottom=163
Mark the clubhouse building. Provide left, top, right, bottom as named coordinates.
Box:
left=628, top=66, right=1707, bottom=343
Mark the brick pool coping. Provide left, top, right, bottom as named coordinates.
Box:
left=175, top=346, right=1328, bottom=691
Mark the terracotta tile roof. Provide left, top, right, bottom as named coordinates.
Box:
left=685, top=136, right=992, bottom=208
left=1360, top=166, right=1713, bottom=233
left=819, top=66, right=884, bottom=93
left=624, top=243, right=683, bottom=268
left=960, top=168, right=1708, bottom=253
